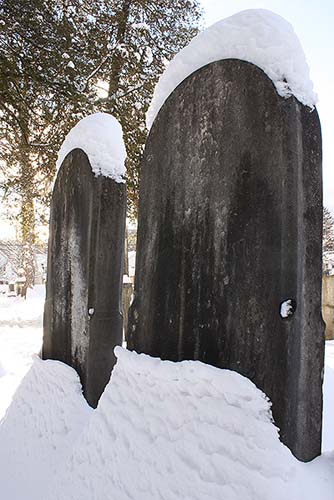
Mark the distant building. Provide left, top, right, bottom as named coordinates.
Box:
left=0, top=241, right=47, bottom=284
left=323, top=251, right=334, bottom=276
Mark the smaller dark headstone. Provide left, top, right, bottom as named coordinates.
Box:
left=43, top=149, right=126, bottom=408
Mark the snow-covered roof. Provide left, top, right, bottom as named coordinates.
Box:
left=147, top=9, right=317, bottom=129
left=0, top=242, right=46, bottom=283
left=324, top=251, right=334, bottom=262
left=323, top=251, right=334, bottom=275
left=57, top=113, right=126, bottom=183
left=0, top=253, right=7, bottom=268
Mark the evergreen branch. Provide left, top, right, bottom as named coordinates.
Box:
left=82, top=54, right=112, bottom=92
left=0, top=101, right=29, bottom=145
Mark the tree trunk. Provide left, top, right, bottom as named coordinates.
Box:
left=21, top=195, right=36, bottom=298
left=107, top=0, right=132, bottom=276
left=107, top=0, right=132, bottom=103
left=19, top=132, right=36, bottom=298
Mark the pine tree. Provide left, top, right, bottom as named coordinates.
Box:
left=93, top=0, right=202, bottom=214
left=0, top=0, right=101, bottom=289
left=0, top=0, right=202, bottom=288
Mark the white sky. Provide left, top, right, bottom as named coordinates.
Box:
left=200, top=0, right=334, bottom=212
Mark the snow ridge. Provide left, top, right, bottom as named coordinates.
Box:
left=57, top=113, right=126, bottom=182
left=48, top=347, right=296, bottom=500
left=147, top=9, right=317, bottom=129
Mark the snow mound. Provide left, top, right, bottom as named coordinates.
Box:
left=147, top=9, right=317, bottom=129
left=0, top=348, right=333, bottom=500
left=57, top=113, right=126, bottom=182
left=48, top=347, right=297, bottom=500
left=0, top=356, right=92, bottom=499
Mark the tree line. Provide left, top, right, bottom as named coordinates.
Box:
left=1, top=1, right=334, bottom=291
left=0, top=0, right=202, bottom=289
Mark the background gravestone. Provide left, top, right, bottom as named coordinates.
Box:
left=43, top=148, right=126, bottom=408
left=128, top=59, right=325, bottom=462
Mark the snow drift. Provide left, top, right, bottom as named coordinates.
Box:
left=0, top=356, right=91, bottom=499
left=147, top=9, right=317, bottom=129
left=0, top=347, right=333, bottom=500
left=48, top=347, right=297, bottom=500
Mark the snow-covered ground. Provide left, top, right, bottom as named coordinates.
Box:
left=0, top=288, right=333, bottom=500
left=323, top=339, right=334, bottom=452
left=0, top=286, right=45, bottom=420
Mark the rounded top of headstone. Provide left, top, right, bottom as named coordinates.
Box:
left=146, top=9, right=317, bottom=129
left=57, top=113, right=126, bottom=183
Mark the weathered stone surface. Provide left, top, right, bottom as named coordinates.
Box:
left=43, top=149, right=126, bottom=408
left=128, top=59, right=325, bottom=461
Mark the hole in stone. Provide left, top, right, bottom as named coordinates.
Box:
left=280, top=299, right=296, bottom=319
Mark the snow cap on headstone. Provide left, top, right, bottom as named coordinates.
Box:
left=57, top=113, right=126, bottom=183
left=146, top=9, right=317, bottom=129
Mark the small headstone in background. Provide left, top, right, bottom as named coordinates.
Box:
left=122, top=276, right=133, bottom=344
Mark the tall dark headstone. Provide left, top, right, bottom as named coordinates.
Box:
left=128, top=59, right=325, bottom=462
left=43, top=149, right=126, bottom=408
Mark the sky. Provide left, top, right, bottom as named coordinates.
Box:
left=200, top=0, right=334, bottom=212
